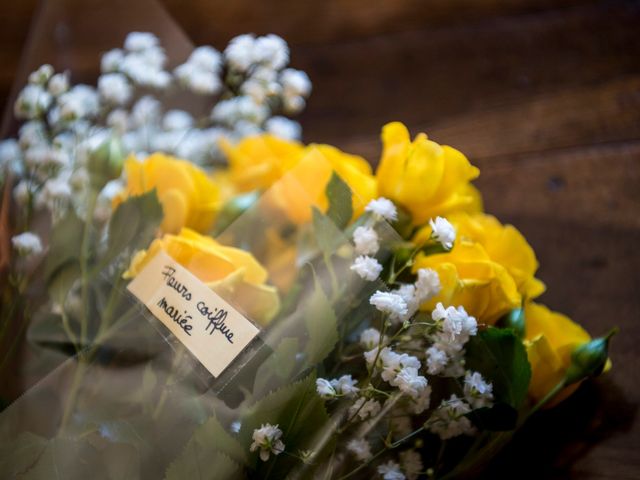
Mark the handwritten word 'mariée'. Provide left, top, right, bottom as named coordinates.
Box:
left=157, top=296, right=193, bottom=336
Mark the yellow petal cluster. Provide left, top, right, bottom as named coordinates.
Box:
left=413, top=213, right=544, bottom=323
left=221, top=135, right=376, bottom=224
left=376, top=122, right=481, bottom=224
left=118, top=153, right=220, bottom=234
left=524, top=302, right=592, bottom=404
left=125, top=228, right=280, bottom=326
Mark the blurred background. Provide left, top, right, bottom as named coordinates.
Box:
left=1, top=0, right=639, bottom=478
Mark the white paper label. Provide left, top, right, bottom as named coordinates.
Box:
left=127, top=250, right=259, bottom=377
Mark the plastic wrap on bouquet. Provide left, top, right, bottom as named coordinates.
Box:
left=0, top=146, right=408, bottom=479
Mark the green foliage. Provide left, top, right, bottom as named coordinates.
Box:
left=325, top=172, right=352, bottom=229
left=253, top=337, right=300, bottom=398
left=302, top=279, right=338, bottom=368
left=105, top=189, right=163, bottom=265
left=44, top=210, right=84, bottom=285
left=240, top=373, right=331, bottom=474
left=465, top=327, right=531, bottom=430
left=164, top=416, right=247, bottom=480
left=311, top=207, right=349, bottom=257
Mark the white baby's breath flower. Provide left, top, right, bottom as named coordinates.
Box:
left=280, top=68, right=312, bottom=98
left=463, top=371, right=494, bottom=409
left=316, top=378, right=337, bottom=399
left=163, top=110, right=194, bottom=131
left=359, top=327, right=383, bottom=350
left=106, top=109, right=129, bottom=133
left=432, top=303, right=477, bottom=346
left=188, top=45, right=222, bottom=72
left=254, top=34, right=289, bottom=70
left=211, top=96, right=269, bottom=126
left=348, top=397, right=381, bottom=420
left=14, top=85, right=52, bottom=119
left=427, top=394, right=475, bottom=440
left=48, top=72, right=70, bottom=96
left=346, top=438, right=372, bottom=461
left=353, top=226, right=379, bottom=256
left=399, top=450, right=423, bottom=480
left=330, top=375, right=360, bottom=397
left=28, top=64, right=54, bottom=86
left=265, top=116, right=301, bottom=140
left=370, top=291, right=408, bottom=321
left=393, top=366, right=428, bottom=399
left=98, top=73, right=132, bottom=105
left=409, top=384, right=432, bottom=414
left=12, top=232, right=43, bottom=256
left=429, top=216, right=456, bottom=250
left=101, top=49, right=124, bottom=73
left=250, top=423, right=285, bottom=462
left=365, top=197, right=398, bottom=222
left=378, top=460, right=406, bottom=480
left=131, top=96, right=161, bottom=127
left=414, top=268, right=440, bottom=302
left=225, top=34, right=256, bottom=72
left=282, top=94, right=306, bottom=115
left=425, top=345, right=449, bottom=375
left=393, top=284, right=419, bottom=320
left=124, top=32, right=159, bottom=52
left=351, top=255, right=383, bottom=281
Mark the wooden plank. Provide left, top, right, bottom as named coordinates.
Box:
left=297, top=2, right=640, bottom=149
left=475, top=141, right=640, bottom=229
left=161, top=0, right=594, bottom=45
left=338, top=75, right=640, bottom=162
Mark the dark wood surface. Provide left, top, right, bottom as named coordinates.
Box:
left=0, top=0, right=638, bottom=478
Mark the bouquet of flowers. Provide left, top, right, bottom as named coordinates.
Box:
left=0, top=28, right=614, bottom=480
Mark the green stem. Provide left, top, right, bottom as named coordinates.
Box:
left=152, top=345, right=186, bottom=420
left=79, top=190, right=98, bottom=347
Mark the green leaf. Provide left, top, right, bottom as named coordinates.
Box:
left=253, top=337, right=300, bottom=398
left=213, top=191, right=261, bottom=236
left=44, top=210, right=84, bottom=283
left=240, top=373, right=331, bottom=474
left=165, top=450, right=240, bottom=480
left=465, top=327, right=531, bottom=410
left=164, top=415, right=247, bottom=480
left=325, top=172, right=352, bottom=229
left=105, top=190, right=163, bottom=265
left=312, top=207, right=349, bottom=257
left=303, top=280, right=338, bottom=368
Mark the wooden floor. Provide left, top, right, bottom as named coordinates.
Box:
left=1, top=0, right=639, bottom=478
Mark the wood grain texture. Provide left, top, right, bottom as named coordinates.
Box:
left=0, top=0, right=638, bottom=478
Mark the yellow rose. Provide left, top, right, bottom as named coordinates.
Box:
left=524, top=302, right=591, bottom=404
left=412, top=213, right=545, bottom=323
left=221, top=135, right=377, bottom=224
left=118, top=153, right=220, bottom=234
left=220, top=135, right=305, bottom=193
left=376, top=122, right=480, bottom=224
left=125, top=228, right=280, bottom=326
left=450, top=213, right=545, bottom=300
left=413, top=241, right=521, bottom=324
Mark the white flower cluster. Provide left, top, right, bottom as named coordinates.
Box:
left=315, top=374, right=359, bottom=399
left=425, top=303, right=478, bottom=377
left=426, top=394, right=475, bottom=440
left=250, top=423, right=285, bottom=462
left=2, top=31, right=313, bottom=236
left=11, top=231, right=43, bottom=257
